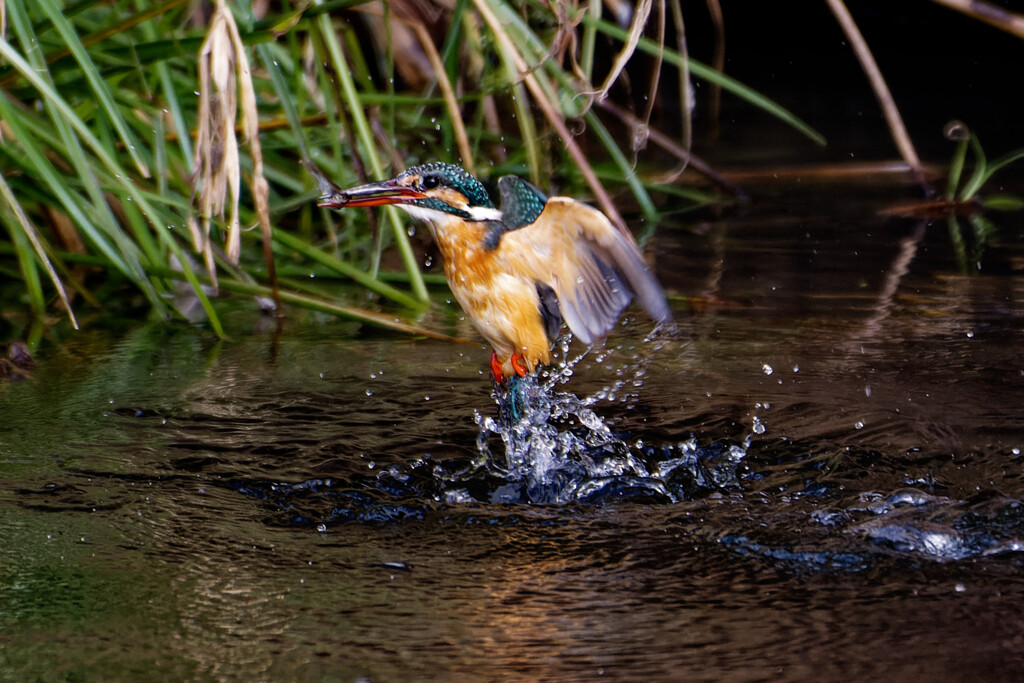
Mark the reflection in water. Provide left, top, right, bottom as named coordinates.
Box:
left=177, top=544, right=291, bottom=679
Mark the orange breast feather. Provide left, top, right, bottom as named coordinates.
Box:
left=433, top=220, right=552, bottom=374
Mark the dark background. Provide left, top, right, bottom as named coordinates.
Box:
left=672, top=0, right=1024, bottom=166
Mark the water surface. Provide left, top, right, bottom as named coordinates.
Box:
left=2, top=175, right=1024, bottom=680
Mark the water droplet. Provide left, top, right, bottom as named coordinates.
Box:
left=854, top=420, right=865, bottom=429
left=762, top=364, right=774, bottom=375
left=316, top=523, right=327, bottom=533
left=752, top=417, right=766, bottom=435
left=955, top=582, right=966, bottom=593
left=365, top=389, right=373, bottom=396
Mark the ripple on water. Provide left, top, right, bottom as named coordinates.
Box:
left=239, top=333, right=763, bottom=522
left=69, top=327, right=1023, bottom=572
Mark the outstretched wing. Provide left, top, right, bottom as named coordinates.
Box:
left=496, top=177, right=672, bottom=345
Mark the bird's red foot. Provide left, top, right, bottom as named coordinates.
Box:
left=510, top=352, right=529, bottom=378
left=490, top=352, right=505, bottom=383
left=490, top=352, right=530, bottom=382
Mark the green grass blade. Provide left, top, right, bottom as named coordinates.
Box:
left=257, top=43, right=311, bottom=162
left=0, top=172, right=78, bottom=326
left=945, top=137, right=969, bottom=199
left=135, top=1, right=194, bottom=169
left=312, top=0, right=428, bottom=303
left=0, top=35, right=223, bottom=336
left=36, top=0, right=151, bottom=177
left=4, top=210, right=46, bottom=319
left=580, top=0, right=601, bottom=82
left=220, top=279, right=458, bottom=342
left=958, top=133, right=989, bottom=201
left=0, top=93, right=135, bottom=282
left=584, top=111, right=658, bottom=222
left=969, top=148, right=1024, bottom=199
left=272, top=228, right=426, bottom=310
left=5, top=1, right=138, bottom=241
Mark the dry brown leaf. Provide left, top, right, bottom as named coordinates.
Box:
left=191, top=0, right=274, bottom=294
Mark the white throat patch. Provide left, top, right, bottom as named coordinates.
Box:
left=397, top=203, right=504, bottom=224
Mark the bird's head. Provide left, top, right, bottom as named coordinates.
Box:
left=318, top=162, right=501, bottom=224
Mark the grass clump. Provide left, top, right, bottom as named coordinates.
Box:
left=0, top=0, right=821, bottom=341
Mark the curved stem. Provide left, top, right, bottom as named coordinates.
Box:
left=825, top=0, right=931, bottom=194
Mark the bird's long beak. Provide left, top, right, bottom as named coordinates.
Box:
left=316, top=178, right=426, bottom=209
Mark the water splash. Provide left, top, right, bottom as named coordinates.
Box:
left=435, top=327, right=753, bottom=504
left=471, top=371, right=653, bottom=503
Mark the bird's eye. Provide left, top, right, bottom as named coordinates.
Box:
left=421, top=175, right=440, bottom=190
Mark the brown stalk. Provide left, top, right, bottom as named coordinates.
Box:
left=191, top=0, right=240, bottom=291
left=471, top=0, right=629, bottom=236
left=825, top=0, right=929, bottom=192
left=596, top=99, right=745, bottom=198
left=191, top=0, right=279, bottom=309
left=929, top=0, right=1024, bottom=39
left=312, top=26, right=380, bottom=252
left=669, top=0, right=692, bottom=156
left=634, top=0, right=665, bottom=159
left=703, top=0, right=725, bottom=139
left=225, top=9, right=280, bottom=314
left=408, top=19, right=475, bottom=173
left=596, top=0, right=653, bottom=101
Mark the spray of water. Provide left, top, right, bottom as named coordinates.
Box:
left=431, top=324, right=761, bottom=504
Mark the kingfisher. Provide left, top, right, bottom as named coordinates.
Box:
left=313, top=162, right=672, bottom=382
